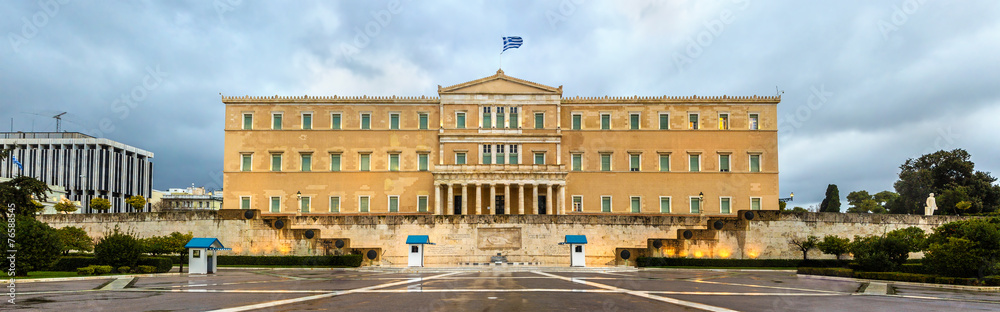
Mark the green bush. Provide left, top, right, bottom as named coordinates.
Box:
left=924, top=218, right=1000, bottom=277
left=52, top=256, right=99, bottom=271
left=849, top=234, right=912, bottom=272
left=816, top=235, right=851, bottom=260
left=136, top=265, right=156, bottom=274
left=76, top=266, right=95, bottom=275
left=92, top=265, right=113, bottom=275
left=797, top=267, right=854, bottom=277
left=10, top=215, right=64, bottom=275
left=138, top=257, right=174, bottom=273
left=117, top=266, right=131, bottom=274
left=94, top=227, right=142, bottom=269
left=635, top=258, right=844, bottom=268
left=898, top=263, right=926, bottom=274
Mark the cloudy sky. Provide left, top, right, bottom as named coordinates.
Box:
left=2, top=1, right=998, bottom=208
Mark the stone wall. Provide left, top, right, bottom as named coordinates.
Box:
left=38, top=211, right=970, bottom=266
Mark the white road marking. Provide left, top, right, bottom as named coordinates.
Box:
left=690, top=278, right=844, bottom=294
left=533, top=271, right=738, bottom=312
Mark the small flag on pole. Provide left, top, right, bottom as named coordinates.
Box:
left=12, top=156, right=23, bottom=170
left=502, top=36, right=523, bottom=53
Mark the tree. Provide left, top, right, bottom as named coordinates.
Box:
left=820, top=184, right=841, bottom=213
left=790, top=235, right=818, bottom=260
left=91, top=197, right=111, bottom=212
left=166, top=232, right=194, bottom=255
left=0, top=176, right=50, bottom=217
left=790, top=207, right=809, bottom=213
left=126, top=195, right=146, bottom=212
left=923, top=217, right=1000, bottom=277
left=10, top=216, right=64, bottom=275
left=846, top=190, right=893, bottom=214
left=817, top=235, right=850, bottom=260
left=893, top=149, right=1000, bottom=215
left=57, top=226, right=93, bottom=255
left=94, top=227, right=142, bottom=268
left=778, top=201, right=787, bottom=211
left=54, top=197, right=78, bottom=214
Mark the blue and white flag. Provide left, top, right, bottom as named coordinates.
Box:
left=502, top=36, right=523, bottom=53
left=12, top=156, right=23, bottom=170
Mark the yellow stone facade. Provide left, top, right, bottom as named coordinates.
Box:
left=223, top=70, right=780, bottom=216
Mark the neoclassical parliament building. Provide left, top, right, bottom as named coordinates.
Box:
left=223, top=70, right=779, bottom=216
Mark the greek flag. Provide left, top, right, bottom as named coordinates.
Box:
left=12, top=156, right=23, bottom=170
left=502, top=36, right=523, bottom=53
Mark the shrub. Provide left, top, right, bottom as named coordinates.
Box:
left=137, top=265, right=157, bottom=274
left=94, top=227, right=142, bottom=269
left=90, top=197, right=111, bottom=211
left=10, top=215, right=64, bottom=275
left=52, top=256, right=99, bottom=271
left=117, top=266, right=131, bottom=274
left=849, top=233, right=913, bottom=272
left=125, top=195, right=146, bottom=211
left=57, top=226, right=94, bottom=255
left=924, top=217, right=1000, bottom=277
left=816, top=235, right=850, bottom=260
left=635, top=258, right=844, bottom=268
left=797, top=267, right=854, bottom=278
left=77, top=266, right=95, bottom=275
left=898, top=263, right=926, bottom=274
left=923, top=237, right=980, bottom=277
left=138, top=257, right=174, bottom=273
left=93, top=265, right=113, bottom=275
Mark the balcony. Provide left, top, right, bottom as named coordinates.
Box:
left=433, top=164, right=566, bottom=173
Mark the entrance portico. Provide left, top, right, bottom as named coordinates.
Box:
left=432, top=164, right=567, bottom=215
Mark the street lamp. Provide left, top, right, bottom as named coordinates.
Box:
left=296, top=191, right=302, bottom=214
left=779, top=192, right=794, bottom=203
left=698, top=192, right=704, bottom=215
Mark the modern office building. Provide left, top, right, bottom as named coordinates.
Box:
left=0, top=132, right=154, bottom=213
left=223, top=70, right=779, bottom=215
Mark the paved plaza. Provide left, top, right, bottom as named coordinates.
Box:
left=10, top=268, right=1000, bottom=311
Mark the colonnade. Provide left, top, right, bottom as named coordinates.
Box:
left=433, top=182, right=565, bottom=215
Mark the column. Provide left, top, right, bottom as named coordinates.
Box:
left=475, top=183, right=482, bottom=215
left=532, top=184, right=539, bottom=215
left=434, top=183, right=442, bottom=215
left=546, top=184, right=554, bottom=216
left=461, top=183, right=468, bottom=215
left=559, top=184, right=566, bottom=215
left=489, top=184, right=497, bottom=215
left=504, top=183, right=510, bottom=215
left=518, top=183, right=525, bottom=215
left=446, top=184, right=454, bottom=215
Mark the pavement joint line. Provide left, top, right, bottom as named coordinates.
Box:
left=799, top=274, right=1000, bottom=292
left=689, top=278, right=844, bottom=294
left=644, top=291, right=842, bottom=296
left=533, top=271, right=738, bottom=312
left=205, top=271, right=463, bottom=312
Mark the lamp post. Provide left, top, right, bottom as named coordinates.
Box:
left=779, top=192, right=794, bottom=203
left=698, top=192, right=704, bottom=215
left=296, top=191, right=302, bottom=215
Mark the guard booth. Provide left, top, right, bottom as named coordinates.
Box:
left=559, top=235, right=587, bottom=267
left=184, top=238, right=231, bottom=274
left=406, top=235, right=435, bottom=267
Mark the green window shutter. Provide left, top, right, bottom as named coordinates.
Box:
left=510, top=112, right=518, bottom=128
left=389, top=197, right=398, bottom=212
left=241, top=154, right=251, bottom=172
left=690, top=198, right=700, bottom=213
left=601, top=154, right=611, bottom=171
left=332, top=114, right=341, bottom=129
left=331, top=154, right=341, bottom=171
left=418, top=197, right=427, bottom=212
left=483, top=112, right=491, bottom=128
left=390, top=154, right=399, bottom=171
left=750, top=155, right=760, bottom=172
left=659, top=155, right=669, bottom=172
left=457, top=153, right=467, bottom=165
left=720, top=155, right=729, bottom=172
left=419, top=114, right=428, bottom=130
left=271, top=154, right=281, bottom=172
left=659, top=114, right=668, bottom=130
left=301, top=197, right=310, bottom=213
left=689, top=155, right=699, bottom=172
left=660, top=198, right=670, bottom=213
left=243, top=114, right=252, bottom=130
left=360, top=154, right=370, bottom=171
left=270, top=197, right=280, bottom=213
left=241, top=197, right=250, bottom=209
left=631, top=197, right=640, bottom=213
left=572, top=154, right=582, bottom=171
left=752, top=198, right=761, bottom=210
left=535, top=113, right=544, bottom=129
left=534, top=153, right=544, bottom=165
left=602, top=197, right=611, bottom=212
left=630, top=114, right=639, bottom=130
left=390, top=114, right=399, bottom=130
left=572, top=115, right=581, bottom=130
left=273, top=114, right=282, bottom=130
left=330, top=197, right=340, bottom=213
left=601, top=114, right=610, bottom=130
left=721, top=198, right=731, bottom=214
left=497, top=113, right=505, bottom=128
left=509, top=153, right=517, bottom=165
left=482, top=153, right=490, bottom=165
left=457, top=113, right=466, bottom=129
left=419, top=154, right=428, bottom=171
left=303, top=114, right=312, bottom=130
left=301, top=154, right=311, bottom=172
left=361, top=114, right=370, bottom=130
left=360, top=197, right=369, bottom=212
left=630, top=154, right=639, bottom=171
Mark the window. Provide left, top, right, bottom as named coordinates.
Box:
left=600, top=153, right=611, bottom=171
left=749, top=113, right=759, bottom=130
left=631, top=196, right=641, bottom=213
left=271, top=154, right=282, bottom=172
left=301, top=153, right=312, bottom=172
left=509, top=145, right=518, bottom=164
left=495, top=144, right=505, bottom=165
left=660, top=197, right=671, bottom=213
left=360, top=154, right=370, bottom=171
left=390, top=113, right=400, bottom=130
left=720, top=197, right=731, bottom=214
left=688, top=113, right=699, bottom=129
left=330, top=153, right=341, bottom=171
left=535, top=112, right=544, bottom=129
left=572, top=154, right=582, bottom=171
left=331, top=113, right=342, bottom=130
left=497, top=107, right=505, bottom=129
left=419, top=113, right=428, bottom=130
left=630, top=113, right=640, bottom=130
left=659, top=154, right=670, bottom=172
left=272, top=113, right=282, bottom=130
left=718, top=113, right=729, bottom=130
left=509, top=107, right=518, bottom=128
left=418, top=153, right=428, bottom=171
left=601, top=196, right=612, bottom=212
left=629, top=154, right=640, bottom=172
left=719, top=154, right=730, bottom=172
left=456, top=111, right=466, bottom=129
left=572, top=196, right=582, bottom=212
left=300, top=196, right=311, bottom=213
left=389, top=154, right=399, bottom=171
left=689, top=154, right=700, bottom=172
left=572, top=114, right=582, bottom=130
left=534, top=152, right=545, bottom=165
left=241, top=153, right=252, bottom=172
left=360, top=113, right=371, bottom=130
left=241, top=196, right=250, bottom=209
left=329, top=196, right=340, bottom=213
left=751, top=197, right=761, bottom=210
left=388, top=196, right=399, bottom=212
left=601, top=113, right=611, bottom=130
left=690, top=197, right=700, bottom=213
left=456, top=152, right=467, bottom=165
left=482, top=107, right=491, bottom=128
left=302, top=113, right=312, bottom=130
left=483, top=144, right=492, bottom=164
left=359, top=196, right=370, bottom=212
left=417, top=196, right=428, bottom=212
left=750, top=154, right=761, bottom=172
left=243, top=113, right=253, bottom=130
left=659, top=113, right=669, bottom=130
left=270, top=196, right=280, bottom=213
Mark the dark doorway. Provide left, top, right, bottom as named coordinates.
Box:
left=454, top=196, right=462, bottom=215
left=495, top=195, right=505, bottom=214
left=538, top=195, right=547, bottom=215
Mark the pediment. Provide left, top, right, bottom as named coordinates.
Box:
left=439, top=69, right=562, bottom=95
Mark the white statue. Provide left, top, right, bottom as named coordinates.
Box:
left=925, top=193, right=937, bottom=216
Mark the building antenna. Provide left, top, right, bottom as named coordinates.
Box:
left=775, top=86, right=784, bottom=96
left=53, top=112, right=66, bottom=132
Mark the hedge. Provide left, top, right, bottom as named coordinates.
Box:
left=138, top=257, right=174, bottom=273
left=53, top=256, right=99, bottom=271
left=636, top=258, right=845, bottom=268
left=136, top=265, right=156, bottom=274
left=214, top=255, right=362, bottom=267
left=798, top=269, right=1000, bottom=286
left=797, top=267, right=854, bottom=278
